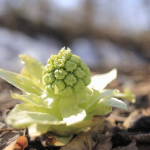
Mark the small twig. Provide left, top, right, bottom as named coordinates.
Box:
left=0, top=128, right=22, bottom=132
left=23, top=128, right=26, bottom=136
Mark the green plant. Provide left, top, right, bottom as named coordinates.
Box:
left=0, top=47, right=135, bottom=144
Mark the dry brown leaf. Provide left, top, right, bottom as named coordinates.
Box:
left=94, top=133, right=112, bottom=150
left=4, top=136, right=28, bottom=150
left=0, top=122, right=6, bottom=129
left=87, top=120, right=114, bottom=135
left=0, top=122, right=20, bottom=150
left=4, top=140, right=17, bottom=150
left=61, top=132, right=96, bottom=150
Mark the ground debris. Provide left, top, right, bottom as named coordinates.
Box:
left=61, top=132, right=113, bottom=150
left=45, top=132, right=73, bottom=146
left=112, top=140, right=137, bottom=150
left=128, top=116, right=150, bottom=132
left=118, top=132, right=150, bottom=143
left=4, top=136, right=28, bottom=150
left=94, top=133, right=112, bottom=150
left=61, top=132, right=96, bottom=150
left=1, top=67, right=150, bottom=150
left=0, top=122, right=22, bottom=150
left=123, top=110, right=143, bottom=129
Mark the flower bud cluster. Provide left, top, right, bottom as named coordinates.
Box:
left=43, top=47, right=91, bottom=97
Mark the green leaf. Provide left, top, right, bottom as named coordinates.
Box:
left=77, top=87, right=93, bottom=104
left=6, top=103, right=62, bottom=129
left=101, top=98, right=128, bottom=110
left=70, top=110, right=106, bottom=129
left=59, top=94, right=86, bottom=125
left=11, top=91, right=52, bottom=108
left=11, top=92, right=63, bottom=120
left=70, top=105, right=111, bottom=129
left=85, top=89, right=119, bottom=113
left=21, top=67, right=32, bottom=79
left=19, top=55, right=44, bottom=87
left=0, top=69, right=43, bottom=95
left=76, top=88, right=100, bottom=110
left=88, top=69, right=117, bottom=91
left=114, top=88, right=135, bottom=103
left=72, top=97, right=127, bottom=129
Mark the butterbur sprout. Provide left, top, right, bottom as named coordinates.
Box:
left=43, top=48, right=91, bottom=97
left=0, top=47, right=135, bottom=145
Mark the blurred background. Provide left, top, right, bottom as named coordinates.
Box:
left=0, top=0, right=150, bottom=72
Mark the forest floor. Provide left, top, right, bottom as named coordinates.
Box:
left=1, top=67, right=150, bottom=150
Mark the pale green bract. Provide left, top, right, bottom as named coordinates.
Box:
left=0, top=47, right=135, bottom=144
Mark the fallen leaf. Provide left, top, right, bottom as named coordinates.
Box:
left=94, top=133, right=113, bottom=150
left=4, top=136, right=28, bottom=150
left=4, top=140, right=17, bottom=150
left=87, top=120, right=114, bottom=135
left=61, top=132, right=96, bottom=150
left=0, top=122, right=6, bottom=129
left=0, top=122, right=21, bottom=150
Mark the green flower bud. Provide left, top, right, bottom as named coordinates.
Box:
left=44, top=63, right=54, bottom=74
left=47, top=55, right=57, bottom=64
left=43, top=72, right=55, bottom=85
left=74, top=67, right=85, bottom=78
left=72, top=55, right=81, bottom=62
left=70, top=55, right=80, bottom=64
left=54, top=59, right=65, bottom=69
left=65, top=61, right=77, bottom=72
left=54, top=68, right=68, bottom=79
left=61, top=86, right=73, bottom=97
left=85, top=68, right=91, bottom=76
left=74, top=79, right=85, bottom=93
left=82, top=75, right=91, bottom=86
left=79, top=62, right=87, bottom=71
left=58, top=47, right=72, bottom=60
left=52, top=80, right=65, bottom=94
left=64, top=74, right=77, bottom=86
left=43, top=47, right=91, bottom=97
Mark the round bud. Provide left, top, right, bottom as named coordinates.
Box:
left=74, top=79, right=85, bottom=93
left=52, top=80, right=65, bottom=94
left=43, top=72, right=55, bottom=85
left=64, top=74, right=77, bottom=86
left=42, top=47, right=91, bottom=97
left=82, top=75, right=91, bottom=86
left=65, top=61, right=77, bottom=72
left=74, top=67, right=85, bottom=78
left=61, top=86, right=73, bottom=97
left=54, top=68, right=68, bottom=79
left=44, top=63, right=54, bottom=74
